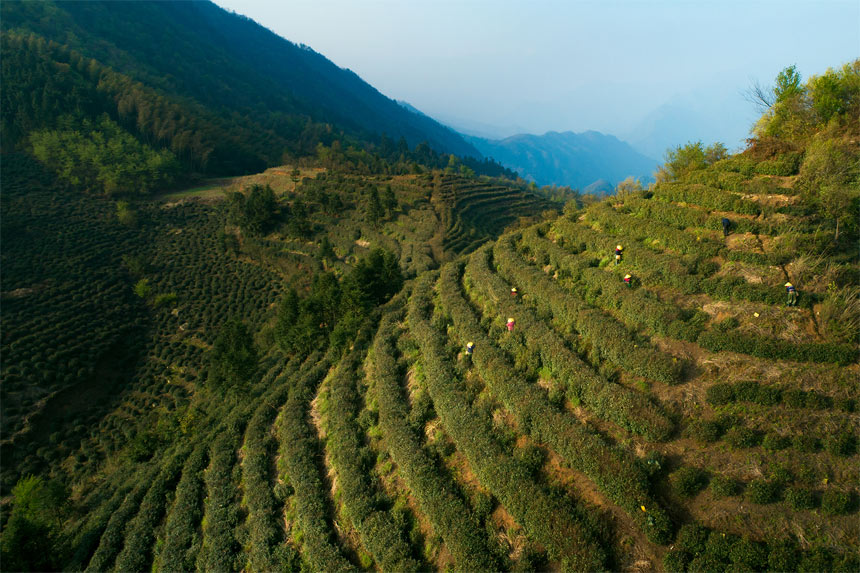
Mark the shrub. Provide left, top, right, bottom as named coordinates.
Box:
left=824, top=430, right=857, bottom=457
left=724, top=426, right=762, bottom=449
left=804, top=391, right=833, bottom=410
left=688, top=420, right=724, bottom=443
left=687, top=553, right=726, bottom=573
left=798, top=547, right=833, bottom=572
left=663, top=550, right=690, bottom=573
left=752, top=385, right=782, bottom=406
left=706, top=383, right=735, bottom=406
left=785, top=487, right=817, bottom=510
left=729, top=537, right=768, bottom=570
left=710, top=475, right=741, bottom=498
left=746, top=479, right=781, bottom=504
left=676, top=523, right=710, bottom=556
left=792, top=434, right=820, bottom=452
left=783, top=388, right=807, bottom=408
left=705, top=531, right=738, bottom=561
left=762, top=432, right=791, bottom=451
left=767, top=539, right=800, bottom=572
left=836, top=398, right=856, bottom=412
left=821, top=490, right=853, bottom=515
left=673, top=467, right=709, bottom=498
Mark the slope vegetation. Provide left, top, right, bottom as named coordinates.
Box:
left=2, top=41, right=858, bottom=573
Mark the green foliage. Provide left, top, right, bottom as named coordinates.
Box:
left=767, top=538, right=800, bottom=572
left=688, top=420, right=724, bottom=444
left=274, top=357, right=355, bottom=571
left=159, top=446, right=210, bottom=572
left=494, top=236, right=683, bottom=385
left=134, top=277, right=152, bottom=298
left=663, top=549, right=690, bottom=572
left=0, top=475, right=68, bottom=571
left=728, top=537, right=768, bottom=571
left=819, top=285, right=860, bottom=343
left=724, top=426, right=762, bottom=449
left=323, top=335, right=422, bottom=572
left=30, top=114, right=180, bottom=194
left=657, top=141, right=729, bottom=182
left=116, top=200, right=138, bottom=226
left=676, top=523, right=710, bottom=556
left=746, top=479, right=781, bottom=504
left=227, top=185, right=278, bottom=235
left=241, top=359, right=303, bottom=572
left=466, top=245, right=674, bottom=441
left=114, top=448, right=188, bottom=572
left=672, top=467, right=709, bottom=498
left=824, top=430, right=858, bottom=456
left=208, top=317, right=259, bottom=393
left=709, top=475, right=741, bottom=498
left=442, top=261, right=671, bottom=544
left=761, top=432, right=791, bottom=451
left=821, top=490, right=854, bottom=515
left=785, top=486, right=817, bottom=510
left=372, top=307, right=501, bottom=571
left=408, top=274, right=610, bottom=568
left=697, top=330, right=855, bottom=365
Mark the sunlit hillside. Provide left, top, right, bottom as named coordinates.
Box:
left=1, top=1, right=858, bottom=569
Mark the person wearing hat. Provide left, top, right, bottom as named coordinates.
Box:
left=615, top=244, right=623, bottom=265
left=511, top=287, right=518, bottom=297
left=624, top=273, right=633, bottom=287
left=506, top=317, right=515, bottom=332
left=785, top=282, right=797, bottom=306
left=464, top=341, right=474, bottom=366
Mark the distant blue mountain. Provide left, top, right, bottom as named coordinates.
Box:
left=465, top=130, right=658, bottom=191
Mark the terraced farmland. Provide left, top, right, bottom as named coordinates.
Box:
left=19, top=160, right=854, bottom=572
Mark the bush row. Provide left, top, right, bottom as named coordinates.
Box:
left=371, top=303, right=502, bottom=572
left=443, top=260, right=674, bottom=543
left=465, top=246, right=675, bottom=440
left=686, top=416, right=857, bottom=457
left=624, top=196, right=804, bottom=237
left=113, top=447, right=190, bottom=572
left=197, top=409, right=252, bottom=572
left=552, top=215, right=809, bottom=308
left=407, top=274, right=609, bottom=570
left=653, top=181, right=761, bottom=215
left=673, top=465, right=858, bottom=513
left=274, top=356, right=356, bottom=572
left=157, top=445, right=210, bottom=573
left=664, top=522, right=859, bottom=573
left=493, top=235, right=683, bottom=384
left=240, top=357, right=305, bottom=572
left=586, top=202, right=725, bottom=257
left=697, top=330, right=856, bottom=365
left=65, top=479, right=133, bottom=571
left=520, top=229, right=702, bottom=342
left=705, top=380, right=855, bottom=411
left=83, top=464, right=162, bottom=572
left=323, top=338, right=422, bottom=572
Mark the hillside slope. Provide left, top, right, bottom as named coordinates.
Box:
left=2, top=32, right=858, bottom=573
left=0, top=0, right=480, bottom=166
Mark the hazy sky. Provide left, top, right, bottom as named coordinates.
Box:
left=213, top=0, right=859, bottom=153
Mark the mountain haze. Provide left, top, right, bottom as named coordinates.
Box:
left=467, top=130, right=658, bottom=190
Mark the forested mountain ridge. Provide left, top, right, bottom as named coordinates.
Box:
left=1, top=0, right=482, bottom=172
